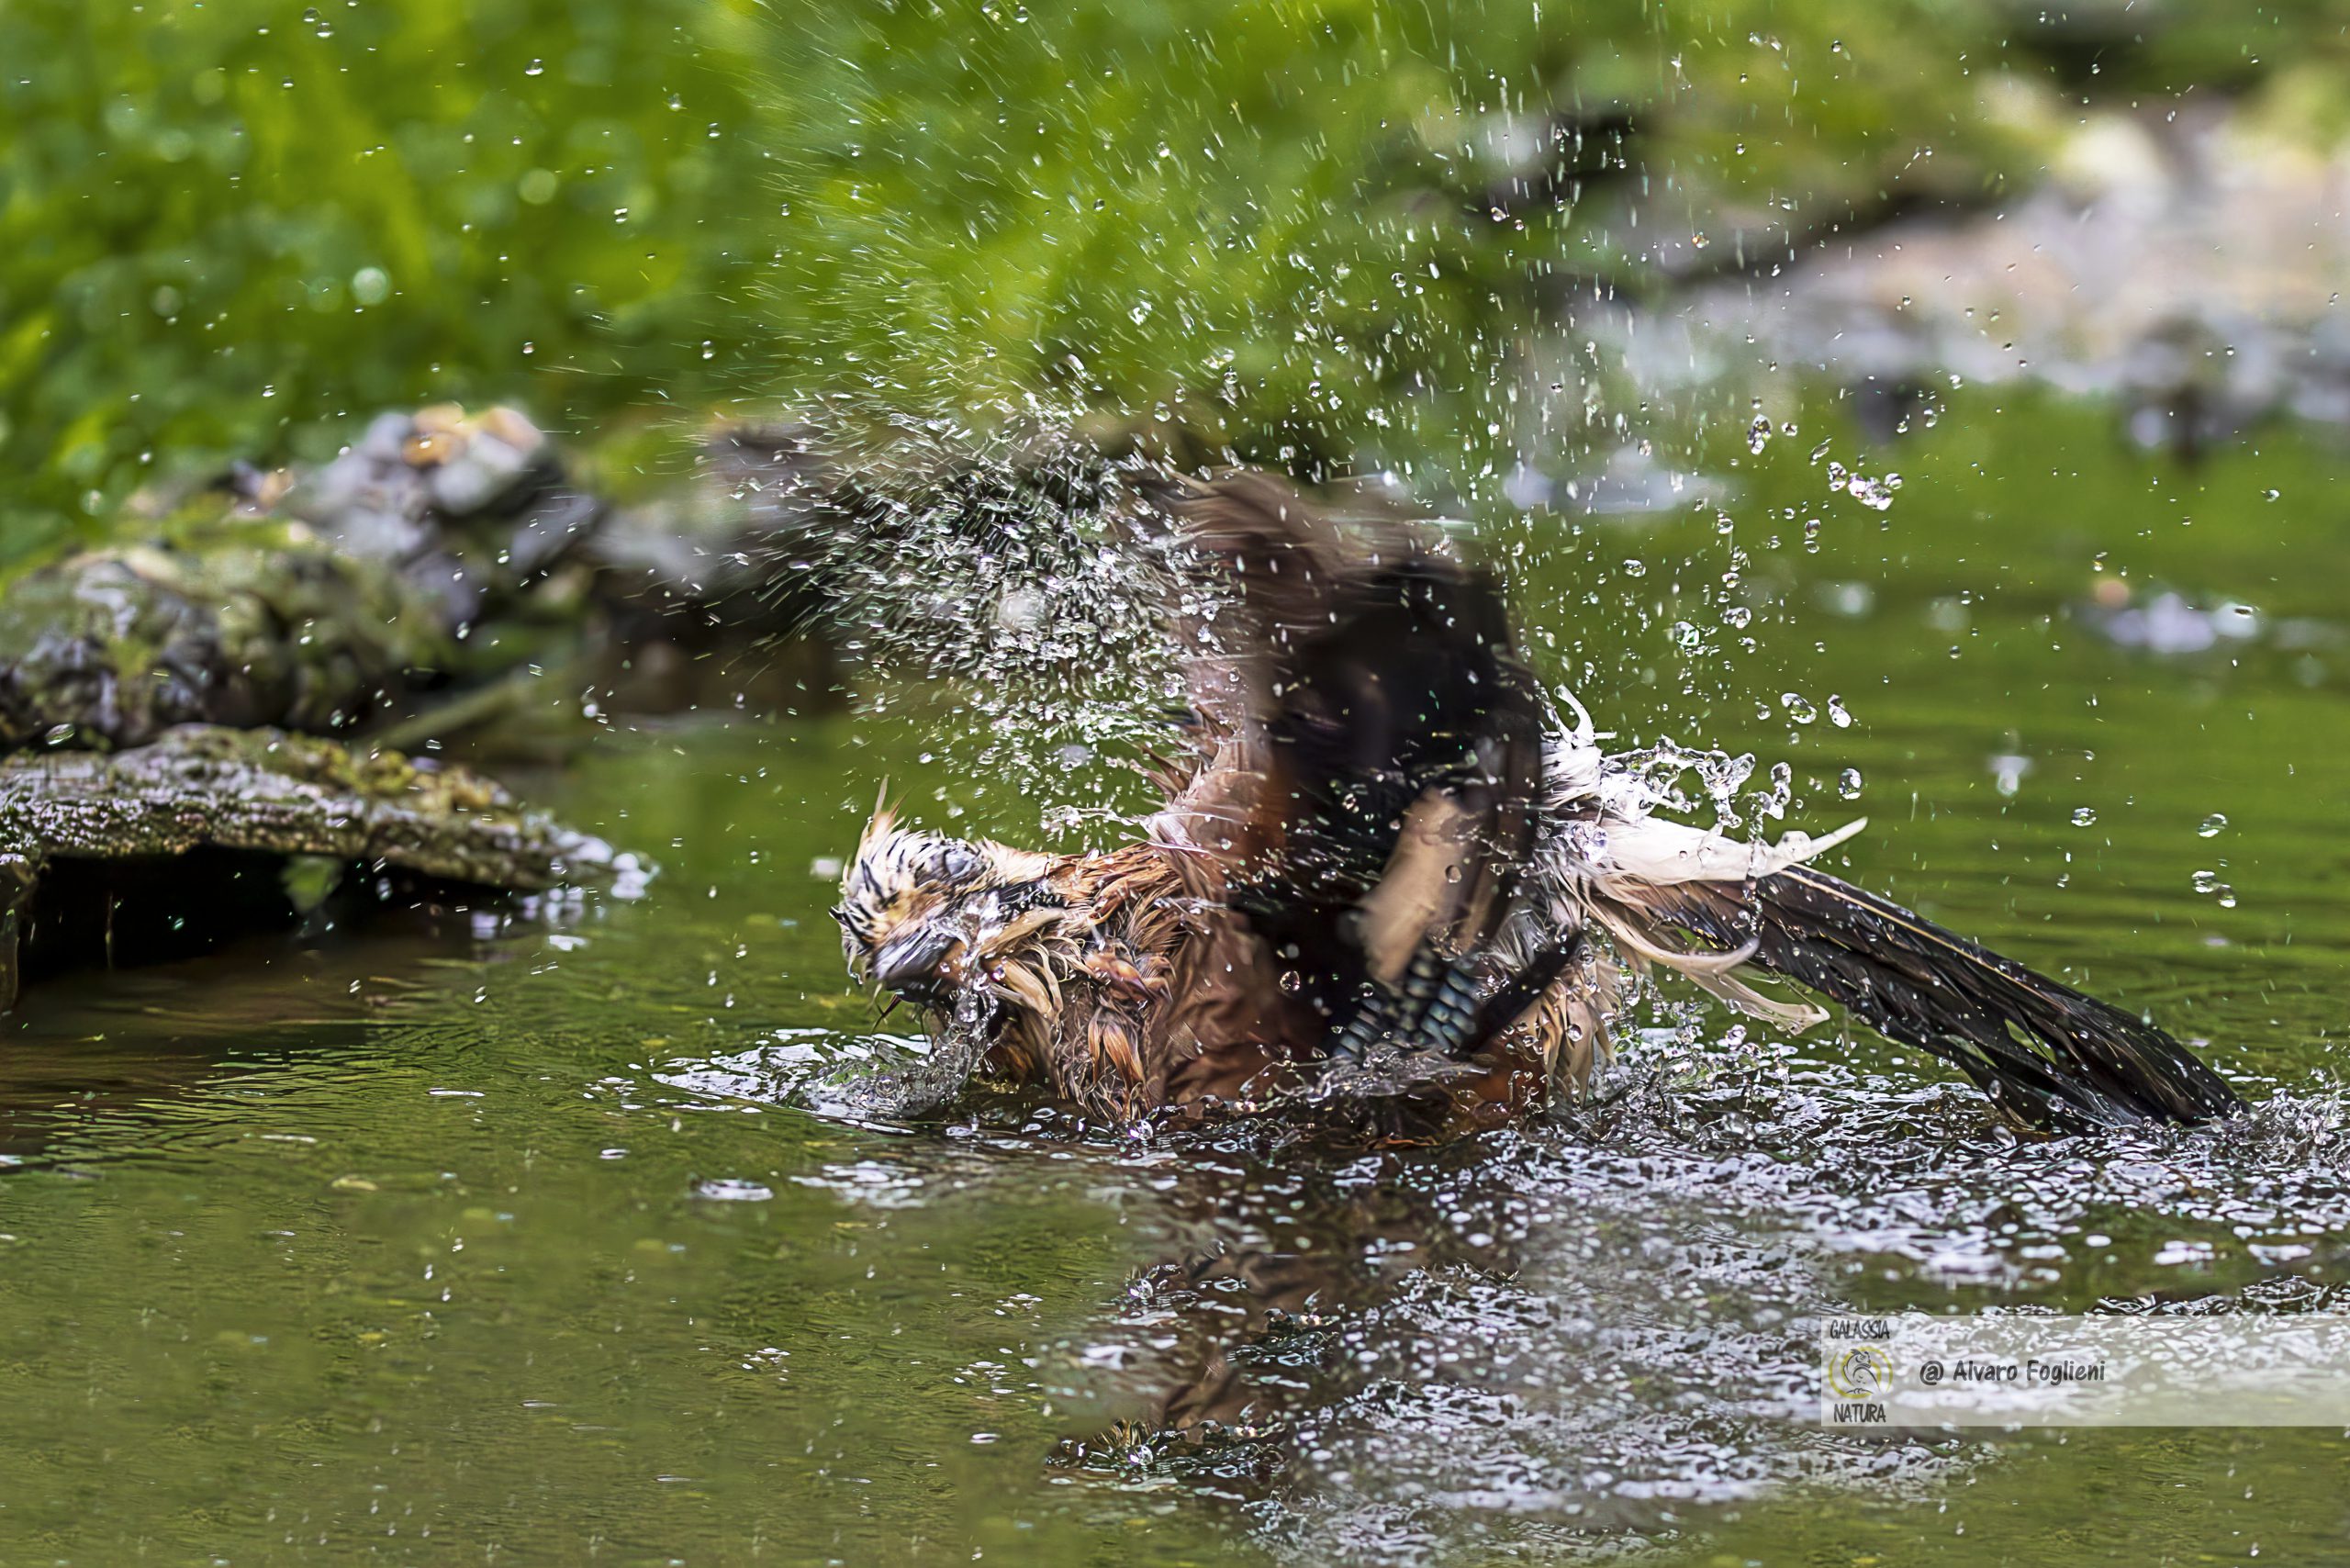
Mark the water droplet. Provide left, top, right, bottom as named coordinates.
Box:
left=1279, top=969, right=1304, bottom=994
left=2071, top=807, right=2098, bottom=827
left=1825, top=695, right=1852, bottom=728
left=1846, top=472, right=1900, bottom=511
left=2198, top=812, right=2228, bottom=838
left=1838, top=767, right=1863, bottom=800
left=1780, top=693, right=1818, bottom=724
left=524, top=58, right=545, bottom=76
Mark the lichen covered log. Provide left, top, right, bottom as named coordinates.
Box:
left=0, top=724, right=641, bottom=1009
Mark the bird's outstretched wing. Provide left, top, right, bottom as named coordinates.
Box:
left=1538, top=726, right=2239, bottom=1132
left=1628, top=865, right=2241, bottom=1132
left=1145, top=472, right=1554, bottom=1064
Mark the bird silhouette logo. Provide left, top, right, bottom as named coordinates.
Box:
left=1827, top=1344, right=1896, bottom=1400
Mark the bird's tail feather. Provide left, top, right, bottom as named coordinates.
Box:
left=1625, top=865, right=2240, bottom=1133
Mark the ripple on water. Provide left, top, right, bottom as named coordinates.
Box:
left=660, top=1026, right=2350, bottom=1562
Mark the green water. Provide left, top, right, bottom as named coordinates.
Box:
left=4, top=391, right=2349, bottom=1564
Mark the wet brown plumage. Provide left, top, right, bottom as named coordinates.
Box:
left=834, top=466, right=2241, bottom=1138
left=836, top=471, right=1561, bottom=1134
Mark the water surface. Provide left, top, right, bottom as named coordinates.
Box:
left=5, top=391, right=2349, bottom=1564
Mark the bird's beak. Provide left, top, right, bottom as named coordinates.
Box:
left=873, top=926, right=964, bottom=1005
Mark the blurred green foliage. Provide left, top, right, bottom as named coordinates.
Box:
left=4, top=0, right=2344, bottom=571
left=742, top=0, right=2029, bottom=441
left=0, top=0, right=775, bottom=567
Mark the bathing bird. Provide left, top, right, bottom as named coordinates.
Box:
left=832, top=469, right=2241, bottom=1137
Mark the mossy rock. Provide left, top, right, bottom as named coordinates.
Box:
left=0, top=540, right=453, bottom=754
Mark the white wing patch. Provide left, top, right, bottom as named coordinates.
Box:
left=1533, top=700, right=1871, bottom=1036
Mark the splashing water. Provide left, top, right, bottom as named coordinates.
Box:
left=655, top=1016, right=2350, bottom=1564
left=722, top=407, right=1204, bottom=841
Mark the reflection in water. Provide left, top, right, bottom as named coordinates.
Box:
left=663, top=1025, right=2350, bottom=1563
left=0, top=908, right=489, bottom=1166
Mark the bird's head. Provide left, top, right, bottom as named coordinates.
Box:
left=833, top=801, right=1065, bottom=1014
